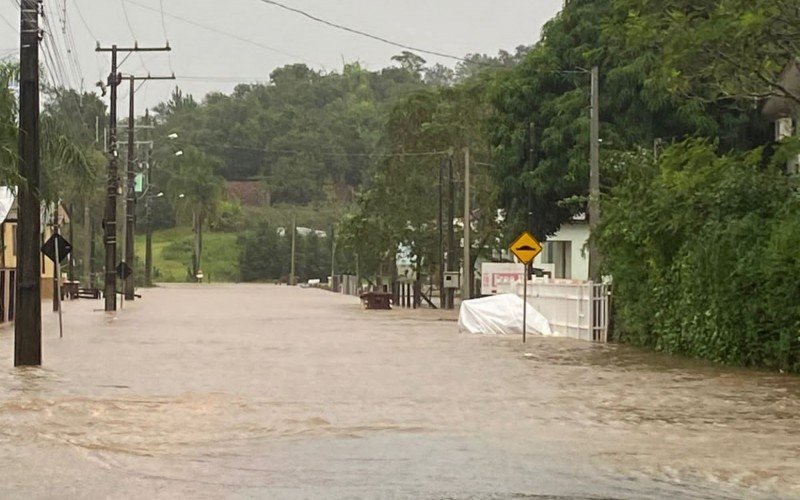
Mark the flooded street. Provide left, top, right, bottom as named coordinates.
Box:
left=1, top=284, right=799, bottom=499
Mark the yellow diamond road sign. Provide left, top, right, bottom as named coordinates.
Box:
left=509, top=231, right=543, bottom=265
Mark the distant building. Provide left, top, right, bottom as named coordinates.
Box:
left=531, top=214, right=590, bottom=282
left=763, top=58, right=800, bottom=173
left=0, top=189, right=67, bottom=324
left=226, top=181, right=270, bottom=206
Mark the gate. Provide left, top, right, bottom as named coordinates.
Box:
left=516, top=279, right=610, bottom=342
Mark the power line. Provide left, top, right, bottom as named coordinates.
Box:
left=72, top=0, right=97, bottom=40
left=158, top=0, right=175, bottom=73
left=254, top=0, right=588, bottom=75
left=123, top=0, right=322, bottom=66
left=255, top=0, right=480, bottom=64
left=178, top=75, right=271, bottom=82
left=119, top=0, right=149, bottom=73
left=0, top=10, right=15, bottom=31
left=202, top=141, right=448, bottom=159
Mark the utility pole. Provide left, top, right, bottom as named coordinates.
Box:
left=330, top=225, right=337, bottom=292
left=289, top=216, right=297, bottom=286
left=463, top=147, right=471, bottom=301
left=144, top=148, right=154, bottom=287
left=124, top=74, right=174, bottom=299
left=52, top=206, right=59, bottom=313
left=96, top=43, right=171, bottom=311
left=101, top=45, right=119, bottom=312
left=446, top=153, right=455, bottom=309
left=83, top=202, right=92, bottom=286
left=588, top=66, right=601, bottom=282
left=15, top=0, right=41, bottom=366
left=438, top=157, right=445, bottom=309
left=124, top=74, right=135, bottom=300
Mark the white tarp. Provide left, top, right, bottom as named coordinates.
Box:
left=458, top=294, right=553, bottom=337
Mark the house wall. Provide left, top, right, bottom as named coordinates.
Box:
left=0, top=221, right=57, bottom=300
left=533, top=221, right=590, bottom=282
left=2, top=222, right=16, bottom=269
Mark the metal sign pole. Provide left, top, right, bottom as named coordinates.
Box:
left=54, top=233, right=63, bottom=339
left=523, top=263, right=528, bottom=344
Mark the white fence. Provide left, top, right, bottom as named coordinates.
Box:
left=516, top=279, right=610, bottom=342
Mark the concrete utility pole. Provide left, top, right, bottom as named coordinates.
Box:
left=289, top=216, right=297, bottom=286
left=124, top=75, right=135, bottom=300
left=463, top=147, right=471, bottom=301
left=438, top=157, right=445, bottom=309
left=446, top=154, right=455, bottom=309
left=96, top=43, right=171, bottom=311
left=124, top=74, right=174, bottom=299
left=15, top=0, right=42, bottom=366
left=144, top=148, right=154, bottom=287
left=330, top=225, right=337, bottom=292
left=588, top=66, right=601, bottom=282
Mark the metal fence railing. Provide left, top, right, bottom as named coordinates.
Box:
left=516, top=279, right=610, bottom=343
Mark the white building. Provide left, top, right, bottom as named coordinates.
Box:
left=763, top=58, right=800, bottom=173
left=532, top=214, right=590, bottom=282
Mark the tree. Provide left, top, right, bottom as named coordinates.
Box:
left=164, top=146, right=224, bottom=279
left=611, top=0, right=800, bottom=105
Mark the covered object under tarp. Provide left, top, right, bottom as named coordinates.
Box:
left=458, top=294, right=553, bottom=336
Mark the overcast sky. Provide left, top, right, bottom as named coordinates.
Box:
left=1, top=0, right=564, bottom=113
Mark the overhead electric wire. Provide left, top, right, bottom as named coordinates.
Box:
left=123, top=0, right=323, bottom=66
left=119, top=0, right=149, bottom=73
left=255, top=0, right=481, bottom=64
left=202, top=142, right=448, bottom=159
left=46, top=1, right=83, bottom=90
left=72, top=0, right=98, bottom=41
left=0, top=10, right=15, bottom=31
left=255, top=0, right=587, bottom=74
left=158, top=0, right=175, bottom=73
left=178, top=75, right=271, bottom=83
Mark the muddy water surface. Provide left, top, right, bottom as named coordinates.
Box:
left=1, top=284, right=798, bottom=499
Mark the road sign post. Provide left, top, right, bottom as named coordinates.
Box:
left=523, top=263, right=529, bottom=343
left=116, top=262, right=133, bottom=309
left=509, top=231, right=543, bottom=344
left=42, top=233, right=72, bottom=339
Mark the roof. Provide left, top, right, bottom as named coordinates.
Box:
left=226, top=181, right=268, bottom=206
left=763, top=59, right=800, bottom=121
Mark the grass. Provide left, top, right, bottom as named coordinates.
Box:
left=135, top=227, right=240, bottom=283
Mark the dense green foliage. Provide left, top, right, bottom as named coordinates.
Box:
left=238, top=221, right=333, bottom=283
left=599, top=141, right=800, bottom=371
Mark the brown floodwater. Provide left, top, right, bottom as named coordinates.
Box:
left=1, top=284, right=798, bottom=499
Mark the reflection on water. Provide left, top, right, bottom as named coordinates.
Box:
left=1, top=284, right=798, bottom=499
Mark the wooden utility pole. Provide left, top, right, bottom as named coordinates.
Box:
left=588, top=66, right=601, bottom=282
left=463, top=147, right=471, bottom=301
left=15, top=0, right=42, bottom=366
left=96, top=43, right=171, bottom=311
